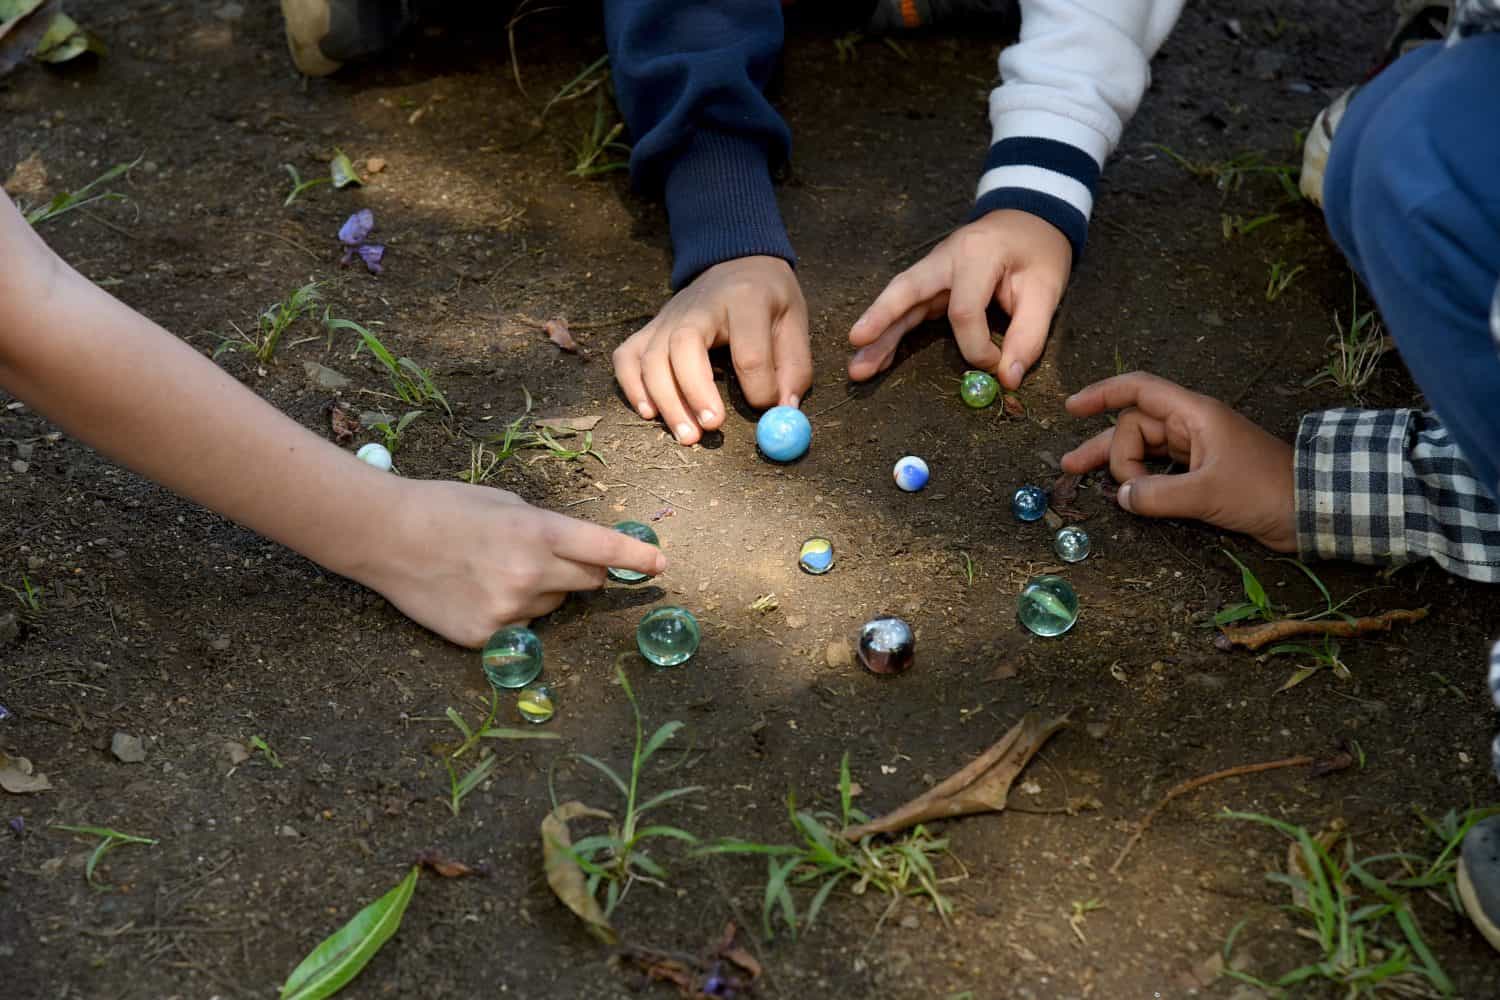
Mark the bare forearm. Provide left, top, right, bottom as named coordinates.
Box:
left=0, top=195, right=390, bottom=580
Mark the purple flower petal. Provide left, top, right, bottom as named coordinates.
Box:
left=338, top=208, right=374, bottom=246
left=357, top=243, right=385, bottom=274
left=0, top=702, right=11, bottom=722
left=8, top=817, right=23, bottom=837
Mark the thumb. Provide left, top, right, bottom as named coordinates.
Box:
left=1118, top=472, right=1210, bottom=521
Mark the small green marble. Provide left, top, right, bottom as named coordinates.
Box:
left=517, top=684, right=556, bottom=724
left=960, top=370, right=1000, bottom=409
left=637, top=606, right=700, bottom=667
left=608, top=520, right=661, bottom=583
left=1018, top=575, right=1078, bottom=637
left=481, top=625, right=543, bottom=689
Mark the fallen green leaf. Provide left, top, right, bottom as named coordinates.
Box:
left=330, top=149, right=361, bottom=189
left=51, top=824, right=158, bottom=887
left=280, top=865, right=419, bottom=1000
left=0, top=0, right=54, bottom=77
left=32, top=10, right=100, bottom=63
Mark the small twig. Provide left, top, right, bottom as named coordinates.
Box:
left=1108, top=755, right=1315, bottom=875
left=515, top=311, right=655, bottom=332
left=810, top=394, right=859, bottom=418
left=78, top=208, right=135, bottom=239
left=560, top=496, right=601, bottom=508
left=1219, top=608, right=1427, bottom=651
left=601, top=481, right=696, bottom=511
left=246, top=229, right=321, bottom=261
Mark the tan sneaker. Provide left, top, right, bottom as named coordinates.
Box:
left=279, top=0, right=410, bottom=77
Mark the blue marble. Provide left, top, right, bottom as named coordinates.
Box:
left=1011, top=485, right=1048, bottom=522
left=755, top=406, right=812, bottom=463
left=858, top=615, right=915, bottom=675
left=607, top=520, right=660, bottom=583
left=893, top=456, right=929, bottom=492
left=1017, top=575, right=1078, bottom=637
left=798, top=537, right=834, bottom=575
left=1053, top=526, right=1091, bottom=563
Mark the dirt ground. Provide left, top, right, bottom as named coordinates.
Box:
left=4, top=1, right=1500, bottom=997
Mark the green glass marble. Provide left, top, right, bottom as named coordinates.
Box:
left=481, top=625, right=544, bottom=689
left=517, top=684, right=555, bottom=724
left=960, top=370, right=1000, bottom=409
left=636, top=606, right=700, bottom=667
left=1017, top=575, right=1078, bottom=637
left=607, top=520, right=661, bottom=583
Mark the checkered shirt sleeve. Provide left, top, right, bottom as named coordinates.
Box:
left=1294, top=408, right=1500, bottom=582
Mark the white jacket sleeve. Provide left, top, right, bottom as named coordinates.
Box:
left=972, top=0, right=1186, bottom=259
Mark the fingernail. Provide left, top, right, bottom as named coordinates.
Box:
left=654, top=553, right=668, bottom=573
left=1117, top=481, right=1134, bottom=512
left=853, top=314, right=870, bottom=332
left=637, top=403, right=653, bottom=418
left=699, top=410, right=716, bottom=425
left=675, top=423, right=694, bottom=442
left=1008, top=362, right=1024, bottom=385
left=787, top=395, right=799, bottom=409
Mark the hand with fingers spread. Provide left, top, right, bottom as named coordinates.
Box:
left=361, top=481, right=667, bottom=648
left=848, top=210, right=1072, bottom=388
left=1061, top=372, right=1297, bottom=552
left=612, top=255, right=813, bottom=445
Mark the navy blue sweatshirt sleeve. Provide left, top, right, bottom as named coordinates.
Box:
left=604, top=0, right=795, bottom=290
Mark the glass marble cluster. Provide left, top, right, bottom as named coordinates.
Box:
left=858, top=615, right=915, bottom=675
left=960, top=370, right=1000, bottom=409
left=1053, top=526, right=1091, bottom=563
left=755, top=405, right=812, bottom=463
left=1011, top=485, right=1048, bottom=522
left=637, top=606, right=701, bottom=666
left=517, top=684, right=556, bottom=724
left=1017, top=575, right=1078, bottom=637
left=481, top=625, right=544, bottom=689
left=893, top=456, right=929, bottom=492
left=798, top=537, right=834, bottom=575
left=607, top=520, right=660, bottom=583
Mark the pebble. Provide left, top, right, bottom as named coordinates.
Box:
left=10, top=461, right=28, bottom=474
left=279, top=825, right=300, bottom=838
left=824, top=639, right=854, bottom=669
left=223, top=741, right=250, bottom=765
left=0, top=612, right=17, bottom=645
left=110, top=732, right=147, bottom=764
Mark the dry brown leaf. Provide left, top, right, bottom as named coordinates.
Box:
left=842, top=712, right=1068, bottom=839
left=415, top=848, right=488, bottom=878
left=4, top=150, right=47, bottom=197
left=541, top=800, right=616, bottom=943
left=1051, top=472, right=1081, bottom=505
left=364, top=156, right=387, bottom=174
left=543, top=318, right=579, bottom=353
left=328, top=404, right=361, bottom=444
left=0, top=752, right=52, bottom=794
left=535, top=415, right=602, bottom=432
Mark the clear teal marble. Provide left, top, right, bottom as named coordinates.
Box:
left=481, top=625, right=543, bottom=689
left=1017, top=575, right=1078, bottom=637
left=1053, top=526, right=1091, bottom=563
left=517, top=684, right=555, bottom=724
left=607, top=520, right=661, bottom=583
left=960, top=370, right=1000, bottom=409
left=636, top=606, right=701, bottom=666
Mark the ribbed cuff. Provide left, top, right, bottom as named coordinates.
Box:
left=663, top=129, right=795, bottom=290
left=969, top=136, right=1099, bottom=264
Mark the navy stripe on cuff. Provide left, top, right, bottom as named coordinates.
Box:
left=982, top=136, right=1101, bottom=191
left=970, top=186, right=1089, bottom=264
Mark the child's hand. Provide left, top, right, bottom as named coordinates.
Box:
left=848, top=210, right=1071, bottom=389
left=1061, top=372, right=1297, bottom=552
left=612, top=255, right=813, bottom=445
left=357, top=481, right=667, bottom=648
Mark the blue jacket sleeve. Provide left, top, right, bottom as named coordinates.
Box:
left=604, top=0, right=796, bottom=289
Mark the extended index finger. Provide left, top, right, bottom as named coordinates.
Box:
left=546, top=514, right=667, bottom=577
left=1065, top=371, right=1206, bottom=421
left=850, top=255, right=947, bottom=348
